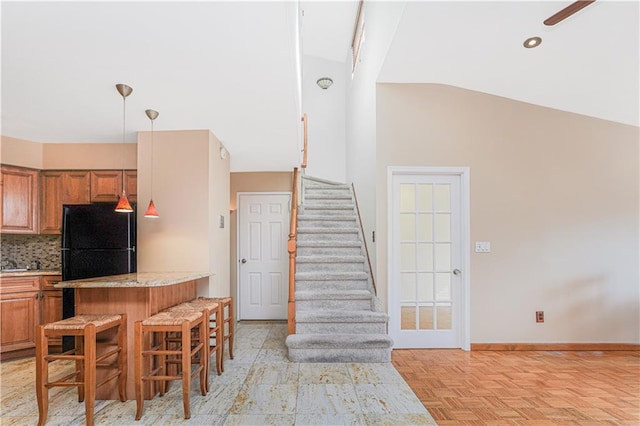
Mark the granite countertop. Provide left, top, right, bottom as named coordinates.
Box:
left=0, top=270, right=61, bottom=278
left=54, top=272, right=212, bottom=288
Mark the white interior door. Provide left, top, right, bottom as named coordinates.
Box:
left=388, top=168, right=469, bottom=349
left=238, top=193, right=291, bottom=320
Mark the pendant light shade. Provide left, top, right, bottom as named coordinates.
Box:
left=144, top=108, right=160, bottom=218
left=115, top=83, right=134, bottom=213
left=144, top=199, right=159, bottom=218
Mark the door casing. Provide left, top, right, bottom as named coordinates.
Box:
left=387, top=166, right=470, bottom=350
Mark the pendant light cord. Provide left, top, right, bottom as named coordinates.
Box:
left=122, top=94, right=127, bottom=192
left=150, top=119, right=154, bottom=196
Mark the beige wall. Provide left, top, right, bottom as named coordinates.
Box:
left=1, top=136, right=44, bottom=168
left=376, top=83, right=639, bottom=344
left=0, top=136, right=136, bottom=170
left=229, top=172, right=293, bottom=307
left=137, top=130, right=230, bottom=297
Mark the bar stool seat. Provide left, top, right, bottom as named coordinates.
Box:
left=167, top=300, right=222, bottom=386
left=198, top=297, right=234, bottom=371
left=36, top=314, right=127, bottom=426
left=134, top=310, right=207, bottom=420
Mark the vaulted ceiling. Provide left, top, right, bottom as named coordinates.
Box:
left=2, top=1, right=637, bottom=172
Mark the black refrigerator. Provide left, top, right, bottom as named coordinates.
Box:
left=61, top=203, right=136, bottom=349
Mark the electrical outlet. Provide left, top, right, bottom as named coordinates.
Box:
left=536, top=311, right=544, bottom=323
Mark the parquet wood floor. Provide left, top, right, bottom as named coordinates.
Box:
left=392, top=349, right=640, bottom=425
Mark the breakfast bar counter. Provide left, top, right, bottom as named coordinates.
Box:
left=55, top=272, right=211, bottom=400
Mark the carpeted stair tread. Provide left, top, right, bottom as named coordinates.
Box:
left=295, top=271, right=369, bottom=281
left=298, top=215, right=356, bottom=221
left=295, top=290, right=372, bottom=300
left=296, top=256, right=365, bottom=263
left=286, top=333, right=393, bottom=349
left=296, top=310, right=388, bottom=323
left=296, top=241, right=362, bottom=248
left=297, top=227, right=359, bottom=234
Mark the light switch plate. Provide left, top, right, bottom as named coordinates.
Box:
left=219, top=215, right=225, bottom=228
left=475, top=241, right=491, bottom=253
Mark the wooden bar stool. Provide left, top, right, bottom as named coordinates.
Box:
left=134, top=310, right=207, bottom=420
left=167, top=300, right=222, bottom=387
left=199, top=297, right=234, bottom=371
left=36, top=314, right=127, bottom=426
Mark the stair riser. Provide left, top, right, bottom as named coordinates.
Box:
left=288, top=348, right=391, bottom=363
left=296, top=322, right=387, bottom=334
left=297, top=232, right=359, bottom=242
left=295, top=281, right=370, bottom=292
left=297, top=246, right=362, bottom=256
left=296, top=262, right=365, bottom=273
left=296, top=298, right=372, bottom=311
left=305, top=188, right=352, bottom=195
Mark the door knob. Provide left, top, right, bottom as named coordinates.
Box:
left=452, top=268, right=461, bottom=276
left=241, top=258, right=247, bottom=264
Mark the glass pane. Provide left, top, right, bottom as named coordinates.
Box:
left=416, top=243, right=434, bottom=271
left=400, top=184, right=415, bottom=212
left=400, top=273, right=416, bottom=301
left=436, top=273, right=451, bottom=300
left=416, top=213, right=433, bottom=241
left=416, top=184, right=433, bottom=211
left=400, top=243, right=416, bottom=271
left=417, top=273, right=434, bottom=301
left=434, top=184, right=450, bottom=212
left=434, top=214, right=450, bottom=242
left=401, top=306, right=416, bottom=330
left=418, top=305, right=434, bottom=330
left=435, top=243, right=451, bottom=270
left=437, top=305, right=452, bottom=330
left=399, top=213, right=415, bottom=241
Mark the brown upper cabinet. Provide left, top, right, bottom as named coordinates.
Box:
left=0, top=165, right=39, bottom=234
left=90, top=170, right=137, bottom=203
left=41, top=170, right=136, bottom=234
left=40, top=171, right=91, bottom=234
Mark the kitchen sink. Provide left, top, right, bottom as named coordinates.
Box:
left=1, top=268, right=29, bottom=272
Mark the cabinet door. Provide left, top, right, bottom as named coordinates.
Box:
left=0, top=291, right=39, bottom=353
left=41, top=290, right=63, bottom=346
left=40, top=171, right=91, bottom=234
left=90, top=170, right=122, bottom=202
left=0, top=165, right=39, bottom=234
left=125, top=171, right=137, bottom=202
left=63, top=171, right=91, bottom=204
left=40, top=171, right=63, bottom=234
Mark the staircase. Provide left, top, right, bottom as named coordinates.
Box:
left=285, top=176, right=393, bottom=362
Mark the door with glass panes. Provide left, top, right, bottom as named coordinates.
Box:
left=390, top=171, right=464, bottom=348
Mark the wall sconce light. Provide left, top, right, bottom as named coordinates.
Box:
left=316, top=77, right=333, bottom=90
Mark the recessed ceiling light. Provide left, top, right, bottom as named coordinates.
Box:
left=523, top=36, right=542, bottom=49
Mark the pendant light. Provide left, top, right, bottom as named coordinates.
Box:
left=144, top=109, right=160, bottom=218
left=114, top=83, right=134, bottom=213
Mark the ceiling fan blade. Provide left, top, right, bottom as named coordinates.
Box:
left=544, top=0, right=596, bottom=26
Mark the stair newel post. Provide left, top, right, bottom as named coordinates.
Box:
left=288, top=167, right=300, bottom=335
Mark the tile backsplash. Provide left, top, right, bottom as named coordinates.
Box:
left=1, top=234, right=61, bottom=270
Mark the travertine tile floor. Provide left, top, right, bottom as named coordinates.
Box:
left=1, top=321, right=436, bottom=425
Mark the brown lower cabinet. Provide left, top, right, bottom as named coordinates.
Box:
left=0, top=274, right=62, bottom=360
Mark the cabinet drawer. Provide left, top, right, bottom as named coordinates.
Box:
left=0, top=276, right=39, bottom=294
left=41, top=275, right=62, bottom=291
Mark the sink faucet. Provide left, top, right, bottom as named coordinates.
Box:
left=3, top=259, right=17, bottom=270
left=33, top=260, right=42, bottom=270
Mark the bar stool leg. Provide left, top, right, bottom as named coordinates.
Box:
left=117, top=314, right=127, bottom=402
left=76, top=335, right=84, bottom=402
left=134, top=321, right=144, bottom=421
left=228, top=301, right=234, bottom=359
left=36, top=326, right=48, bottom=426
left=84, top=324, right=97, bottom=426
left=181, top=321, right=191, bottom=419
left=199, top=316, right=208, bottom=396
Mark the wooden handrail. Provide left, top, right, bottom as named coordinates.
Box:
left=301, top=113, right=308, bottom=169
left=351, top=183, right=376, bottom=295
left=287, top=167, right=299, bottom=335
